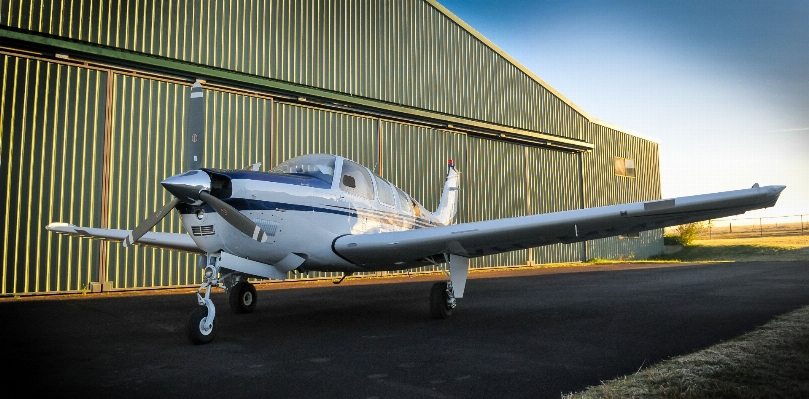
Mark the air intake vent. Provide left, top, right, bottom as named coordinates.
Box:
left=192, top=225, right=216, bottom=236
left=253, top=219, right=279, bottom=236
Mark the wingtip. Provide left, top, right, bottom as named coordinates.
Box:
left=46, top=222, right=74, bottom=231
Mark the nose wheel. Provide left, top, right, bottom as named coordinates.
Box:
left=187, top=305, right=215, bottom=344
left=430, top=281, right=456, bottom=319
left=186, top=261, right=225, bottom=345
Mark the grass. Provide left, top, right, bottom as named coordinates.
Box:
left=564, top=236, right=809, bottom=398
left=564, top=304, right=809, bottom=399
left=653, top=236, right=809, bottom=262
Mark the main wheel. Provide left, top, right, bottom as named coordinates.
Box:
left=187, top=306, right=215, bottom=345
left=430, top=281, right=453, bottom=319
left=229, top=281, right=257, bottom=314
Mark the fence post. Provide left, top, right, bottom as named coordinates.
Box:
left=760, top=218, right=763, bottom=237
left=802, top=215, right=805, bottom=235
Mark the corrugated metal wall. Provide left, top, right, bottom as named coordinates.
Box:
left=0, top=0, right=664, bottom=295
left=105, top=77, right=279, bottom=289
left=526, top=147, right=582, bottom=264
left=104, top=75, right=197, bottom=290
left=464, top=137, right=530, bottom=267
left=379, top=123, right=466, bottom=212
left=0, top=0, right=588, bottom=139
left=379, top=122, right=467, bottom=273
left=582, top=124, right=664, bottom=259
left=1, top=54, right=105, bottom=294
left=0, top=52, right=663, bottom=294
left=275, top=103, right=377, bottom=168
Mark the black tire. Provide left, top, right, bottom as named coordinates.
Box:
left=187, top=306, right=215, bottom=345
left=229, top=281, right=257, bottom=314
left=430, top=281, right=453, bottom=319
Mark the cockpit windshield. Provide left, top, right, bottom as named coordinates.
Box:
left=269, top=154, right=336, bottom=184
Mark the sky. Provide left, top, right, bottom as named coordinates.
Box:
left=439, top=0, right=809, bottom=220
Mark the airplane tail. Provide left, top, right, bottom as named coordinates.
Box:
left=432, top=160, right=460, bottom=225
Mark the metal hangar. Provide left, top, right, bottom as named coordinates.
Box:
left=0, top=0, right=662, bottom=295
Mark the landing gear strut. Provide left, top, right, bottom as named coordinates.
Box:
left=430, top=281, right=456, bottom=319
left=187, top=263, right=226, bottom=345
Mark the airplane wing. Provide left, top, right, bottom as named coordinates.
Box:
left=332, top=185, right=785, bottom=267
left=46, top=223, right=203, bottom=254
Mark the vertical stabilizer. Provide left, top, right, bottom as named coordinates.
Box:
left=432, top=160, right=460, bottom=225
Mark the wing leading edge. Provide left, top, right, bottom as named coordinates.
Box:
left=333, top=185, right=785, bottom=267
left=46, top=223, right=202, bottom=254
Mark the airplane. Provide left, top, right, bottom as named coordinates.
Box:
left=47, top=83, right=785, bottom=344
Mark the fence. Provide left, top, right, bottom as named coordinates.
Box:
left=664, top=214, right=808, bottom=240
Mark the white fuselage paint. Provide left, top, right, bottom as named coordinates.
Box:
left=180, top=156, right=443, bottom=272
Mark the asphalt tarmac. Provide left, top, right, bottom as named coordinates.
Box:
left=3, top=261, right=809, bottom=399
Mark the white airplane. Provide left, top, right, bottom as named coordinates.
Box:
left=47, top=83, right=785, bottom=344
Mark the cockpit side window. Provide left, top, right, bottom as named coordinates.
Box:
left=411, top=199, right=423, bottom=218
left=269, top=154, right=336, bottom=184
left=339, top=160, right=375, bottom=200
left=396, top=187, right=414, bottom=214
left=373, top=174, right=396, bottom=207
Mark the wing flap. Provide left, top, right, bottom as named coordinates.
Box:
left=46, top=223, right=202, bottom=253
left=333, top=185, right=784, bottom=267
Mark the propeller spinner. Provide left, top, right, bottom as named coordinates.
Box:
left=122, top=82, right=269, bottom=248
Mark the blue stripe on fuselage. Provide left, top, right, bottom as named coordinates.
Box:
left=177, top=198, right=356, bottom=217
left=177, top=198, right=439, bottom=228
left=203, top=169, right=332, bottom=189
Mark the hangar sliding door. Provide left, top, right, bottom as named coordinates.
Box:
left=379, top=121, right=467, bottom=273
left=105, top=76, right=276, bottom=290
left=0, top=55, right=106, bottom=295
left=525, top=147, right=582, bottom=264
left=464, top=137, right=530, bottom=268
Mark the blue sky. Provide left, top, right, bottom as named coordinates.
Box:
left=439, top=0, right=809, bottom=219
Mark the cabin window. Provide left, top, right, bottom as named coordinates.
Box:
left=339, top=160, right=375, bottom=200
left=396, top=187, right=414, bottom=214
left=270, top=154, right=335, bottom=184
left=373, top=174, right=396, bottom=206
left=411, top=199, right=424, bottom=218
left=614, top=157, right=636, bottom=178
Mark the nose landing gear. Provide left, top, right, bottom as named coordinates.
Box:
left=187, top=255, right=261, bottom=344
left=187, top=263, right=225, bottom=345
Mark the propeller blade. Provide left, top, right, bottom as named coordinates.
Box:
left=199, top=191, right=269, bottom=243
left=187, top=82, right=205, bottom=171
left=123, top=197, right=182, bottom=247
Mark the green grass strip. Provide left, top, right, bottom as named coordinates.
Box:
left=565, top=304, right=809, bottom=398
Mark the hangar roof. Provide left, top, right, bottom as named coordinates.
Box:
left=429, top=0, right=658, bottom=143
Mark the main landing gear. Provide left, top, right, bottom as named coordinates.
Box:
left=430, top=281, right=456, bottom=319
left=229, top=280, right=257, bottom=314
left=186, top=258, right=258, bottom=345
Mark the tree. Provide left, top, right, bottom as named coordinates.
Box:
left=665, top=222, right=709, bottom=246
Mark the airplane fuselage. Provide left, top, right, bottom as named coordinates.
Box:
left=177, top=155, right=444, bottom=272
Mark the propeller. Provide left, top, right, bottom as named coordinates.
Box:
left=123, top=81, right=269, bottom=248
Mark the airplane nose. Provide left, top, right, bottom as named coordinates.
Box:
left=161, top=170, right=211, bottom=204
